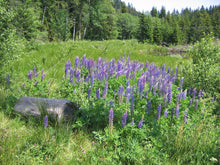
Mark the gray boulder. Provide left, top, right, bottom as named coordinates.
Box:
left=14, top=97, right=78, bottom=123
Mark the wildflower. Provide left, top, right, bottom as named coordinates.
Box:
left=164, top=109, right=168, bottom=118
left=70, top=68, right=74, bottom=83
left=138, top=116, right=144, bottom=128
left=28, top=70, right=33, bottom=80
left=146, top=99, right=151, bottom=114
left=109, top=100, right=113, bottom=107
left=193, top=88, right=197, bottom=100
left=33, top=66, right=36, bottom=73
left=44, top=115, right=48, bottom=127
left=34, top=81, right=38, bottom=85
left=102, top=81, right=108, bottom=99
left=96, top=88, right=100, bottom=99
left=87, top=88, right=91, bottom=99
left=157, top=104, right=162, bottom=120
left=109, top=108, right=114, bottom=132
left=34, top=72, right=39, bottom=77
left=130, top=93, right=134, bottom=116
left=122, top=111, right=127, bottom=127
left=183, top=108, right=188, bottom=124
left=180, top=77, right=184, bottom=90
left=91, top=73, right=94, bottom=86
left=65, top=59, right=71, bottom=78
left=118, top=85, right=124, bottom=103
left=92, top=141, right=95, bottom=145
left=198, top=89, right=203, bottom=99
left=167, top=82, right=172, bottom=104
left=75, top=56, right=79, bottom=68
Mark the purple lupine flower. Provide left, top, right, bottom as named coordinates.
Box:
left=110, top=100, right=113, bottom=107
left=41, top=73, right=46, bottom=82
left=193, top=88, right=197, bottom=100
left=183, top=108, right=188, bottom=124
left=180, top=77, right=184, bottom=90
left=195, top=99, right=198, bottom=110
left=167, top=82, right=172, bottom=104
left=164, top=109, right=168, bottom=118
left=175, top=104, right=179, bottom=119
left=33, top=66, right=36, bottom=73
left=44, top=115, right=48, bottom=127
left=96, top=88, right=100, bottom=99
left=126, top=80, right=130, bottom=87
left=162, top=64, right=165, bottom=72
left=65, top=59, right=71, bottom=78
left=138, top=116, right=144, bottom=128
left=76, top=70, right=81, bottom=83
left=130, top=93, right=134, bottom=116
left=182, top=90, right=187, bottom=100
left=34, top=81, right=38, bottom=85
left=153, top=83, right=158, bottom=96
left=22, top=83, right=25, bottom=88
left=157, top=104, right=162, bottom=120
left=146, top=99, right=151, bottom=114
left=122, top=111, right=127, bottom=127
left=6, top=74, right=9, bottom=85
left=87, top=88, right=91, bottom=99
left=34, top=72, right=39, bottom=77
left=198, top=89, right=203, bottom=99
left=102, top=81, right=108, bottom=99
left=188, top=88, right=192, bottom=95
left=75, top=56, right=79, bottom=68
left=188, top=99, right=193, bottom=107
left=149, top=76, right=154, bottom=90
left=125, top=86, right=131, bottom=103
left=70, top=68, right=74, bottom=83
left=212, top=97, right=215, bottom=102
left=91, top=73, right=94, bottom=87
left=118, top=85, right=124, bottom=103
left=167, top=66, right=170, bottom=73
left=145, top=90, right=149, bottom=98
left=145, top=61, right=149, bottom=68
left=28, top=70, right=33, bottom=80
left=109, top=108, right=114, bottom=132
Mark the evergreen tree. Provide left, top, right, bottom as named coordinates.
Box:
left=151, top=7, right=158, bottom=17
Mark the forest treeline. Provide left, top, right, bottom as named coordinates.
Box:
left=0, top=0, right=219, bottom=54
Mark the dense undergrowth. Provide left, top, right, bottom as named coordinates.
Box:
left=0, top=39, right=219, bottom=164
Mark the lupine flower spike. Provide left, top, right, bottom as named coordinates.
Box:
left=109, top=108, right=114, bottom=133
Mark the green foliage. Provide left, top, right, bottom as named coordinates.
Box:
left=181, top=35, right=220, bottom=94
left=117, top=13, right=138, bottom=39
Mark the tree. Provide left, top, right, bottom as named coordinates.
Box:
left=159, top=6, right=166, bottom=18
left=86, top=0, right=118, bottom=40
left=117, top=13, right=138, bottom=39
left=153, top=18, right=162, bottom=44
left=151, top=7, right=158, bottom=17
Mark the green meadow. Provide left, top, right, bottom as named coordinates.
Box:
left=0, top=40, right=219, bottom=165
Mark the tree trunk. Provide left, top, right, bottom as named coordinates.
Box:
left=82, top=0, right=91, bottom=40
left=42, top=5, right=46, bottom=24
left=78, top=13, right=82, bottom=40
left=73, top=18, right=76, bottom=41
